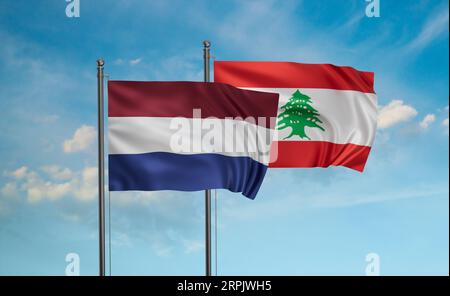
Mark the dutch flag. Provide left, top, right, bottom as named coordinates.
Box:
left=107, top=81, right=279, bottom=199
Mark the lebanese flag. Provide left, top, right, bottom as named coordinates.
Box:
left=214, top=61, right=377, bottom=172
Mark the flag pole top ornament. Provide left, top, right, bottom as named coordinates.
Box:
left=97, top=59, right=105, bottom=67
left=203, top=40, right=211, bottom=48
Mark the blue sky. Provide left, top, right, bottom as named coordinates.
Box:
left=0, top=0, right=448, bottom=275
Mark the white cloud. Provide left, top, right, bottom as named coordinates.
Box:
left=41, top=165, right=73, bottom=180
left=1, top=182, right=18, bottom=198
left=408, top=9, right=449, bottom=51
left=377, top=100, right=418, bottom=129
left=11, top=166, right=29, bottom=179
left=27, top=181, right=72, bottom=203
left=443, top=118, right=449, bottom=135
left=63, top=125, right=96, bottom=153
left=419, top=114, right=436, bottom=129
left=130, top=58, right=142, bottom=65
left=3, top=165, right=98, bottom=203
left=73, top=167, right=97, bottom=202
left=442, top=118, right=449, bottom=127
left=12, top=167, right=72, bottom=203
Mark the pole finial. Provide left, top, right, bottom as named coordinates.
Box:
left=203, top=40, right=211, bottom=48
left=97, top=58, right=105, bottom=67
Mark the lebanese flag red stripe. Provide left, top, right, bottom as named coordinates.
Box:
left=108, top=81, right=279, bottom=128
left=269, top=141, right=371, bottom=172
left=214, top=61, right=375, bottom=93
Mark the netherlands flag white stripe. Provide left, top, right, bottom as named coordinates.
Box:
left=109, top=117, right=274, bottom=164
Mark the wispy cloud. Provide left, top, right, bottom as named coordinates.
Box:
left=337, top=11, right=365, bottom=34
left=407, top=8, right=449, bottom=51
left=221, top=182, right=449, bottom=222
left=32, top=114, right=59, bottom=124
left=113, top=57, right=143, bottom=66
left=207, top=0, right=321, bottom=60
left=114, top=58, right=125, bottom=65
left=105, top=191, right=204, bottom=257
left=129, top=58, right=143, bottom=66
left=182, top=239, right=204, bottom=254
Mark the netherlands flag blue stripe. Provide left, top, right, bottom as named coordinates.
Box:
left=109, top=152, right=268, bottom=199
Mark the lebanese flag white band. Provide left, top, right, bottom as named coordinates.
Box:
left=242, top=88, right=377, bottom=146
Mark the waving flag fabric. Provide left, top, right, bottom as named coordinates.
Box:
left=214, top=61, right=377, bottom=172
left=108, top=81, right=279, bottom=199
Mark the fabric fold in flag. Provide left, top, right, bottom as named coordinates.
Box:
left=108, top=81, right=279, bottom=199
left=214, top=61, right=377, bottom=172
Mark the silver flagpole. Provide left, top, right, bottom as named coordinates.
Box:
left=97, top=59, right=106, bottom=276
left=203, top=41, right=212, bottom=276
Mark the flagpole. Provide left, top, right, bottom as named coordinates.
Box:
left=203, top=40, right=212, bottom=276
left=97, top=59, right=106, bottom=276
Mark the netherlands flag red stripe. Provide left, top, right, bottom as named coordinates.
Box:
left=108, top=81, right=279, bottom=128
left=214, top=61, right=375, bottom=93
left=269, top=141, right=371, bottom=172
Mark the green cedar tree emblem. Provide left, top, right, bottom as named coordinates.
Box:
left=277, top=90, right=325, bottom=140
